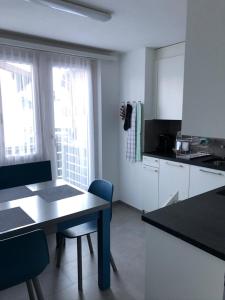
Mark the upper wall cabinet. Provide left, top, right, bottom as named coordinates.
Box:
left=155, top=43, right=185, bottom=121
left=182, top=0, right=225, bottom=138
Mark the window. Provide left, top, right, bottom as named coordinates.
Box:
left=52, top=66, right=91, bottom=189
left=0, top=46, right=94, bottom=189
left=0, top=61, right=37, bottom=159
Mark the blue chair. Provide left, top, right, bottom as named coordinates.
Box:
left=0, top=229, right=49, bottom=300
left=56, top=179, right=117, bottom=291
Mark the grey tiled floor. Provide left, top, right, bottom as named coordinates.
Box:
left=0, top=202, right=145, bottom=300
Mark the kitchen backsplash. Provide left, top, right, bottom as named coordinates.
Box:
left=144, top=120, right=225, bottom=157
left=144, top=120, right=181, bottom=153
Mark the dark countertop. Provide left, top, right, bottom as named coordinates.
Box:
left=143, top=152, right=225, bottom=172
left=142, top=186, right=225, bottom=261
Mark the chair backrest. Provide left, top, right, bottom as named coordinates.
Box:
left=88, top=179, right=114, bottom=220
left=0, top=229, right=49, bottom=291
left=0, top=161, right=52, bottom=190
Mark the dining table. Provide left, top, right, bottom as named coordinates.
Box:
left=0, top=179, right=111, bottom=290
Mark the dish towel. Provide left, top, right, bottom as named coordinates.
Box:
left=124, top=103, right=133, bottom=131
left=136, top=102, right=142, bottom=161
left=126, top=103, right=136, bottom=162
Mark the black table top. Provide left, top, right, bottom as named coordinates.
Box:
left=142, top=186, right=225, bottom=261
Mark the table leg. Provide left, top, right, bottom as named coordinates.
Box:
left=97, top=208, right=110, bottom=290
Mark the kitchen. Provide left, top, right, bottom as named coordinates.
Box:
left=120, top=42, right=225, bottom=213
left=0, top=0, right=225, bottom=299
left=126, top=0, right=225, bottom=299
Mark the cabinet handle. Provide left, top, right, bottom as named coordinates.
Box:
left=166, top=161, right=184, bottom=168
left=199, top=169, right=224, bottom=176
left=143, top=165, right=158, bottom=172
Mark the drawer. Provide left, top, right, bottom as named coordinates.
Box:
left=160, top=159, right=188, bottom=169
left=143, top=156, right=159, bottom=168
left=159, top=159, right=190, bottom=206
left=189, top=166, right=225, bottom=197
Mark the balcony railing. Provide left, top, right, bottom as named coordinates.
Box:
left=55, top=128, right=88, bottom=190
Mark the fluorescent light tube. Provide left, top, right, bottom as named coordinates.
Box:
left=27, top=0, right=112, bottom=22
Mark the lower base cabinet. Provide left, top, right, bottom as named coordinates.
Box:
left=141, top=157, right=225, bottom=213
left=159, top=159, right=190, bottom=208
left=142, top=164, right=159, bottom=212
left=189, top=166, right=225, bottom=198
left=145, top=224, right=225, bottom=300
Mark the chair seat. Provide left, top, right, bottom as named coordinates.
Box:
left=60, top=220, right=97, bottom=239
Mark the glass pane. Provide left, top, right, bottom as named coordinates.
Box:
left=52, top=66, right=89, bottom=189
left=0, top=61, right=37, bottom=157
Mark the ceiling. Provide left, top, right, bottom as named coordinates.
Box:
left=0, top=0, right=187, bottom=52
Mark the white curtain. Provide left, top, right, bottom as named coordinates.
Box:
left=50, top=54, right=95, bottom=189
left=0, top=45, right=44, bottom=165
left=0, top=45, right=95, bottom=189
left=37, top=53, right=57, bottom=179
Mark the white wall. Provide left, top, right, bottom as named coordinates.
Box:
left=97, top=59, right=120, bottom=201
left=119, top=48, right=155, bottom=210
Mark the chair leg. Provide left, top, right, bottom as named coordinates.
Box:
left=86, top=234, right=94, bottom=255
left=77, top=236, right=83, bottom=291
left=56, top=232, right=60, bottom=249
left=32, top=277, right=45, bottom=300
left=56, top=234, right=64, bottom=268
left=110, top=252, right=118, bottom=272
left=56, top=233, right=66, bottom=249
left=26, top=280, right=36, bottom=300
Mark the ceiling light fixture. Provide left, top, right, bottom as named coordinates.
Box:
left=27, top=0, right=112, bottom=22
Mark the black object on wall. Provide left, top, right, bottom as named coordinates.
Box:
left=144, top=120, right=182, bottom=153
left=0, top=161, right=52, bottom=190
left=157, top=134, right=175, bottom=154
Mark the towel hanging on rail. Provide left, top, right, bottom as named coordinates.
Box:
left=124, top=103, right=133, bottom=131
left=126, top=103, right=136, bottom=162
left=136, top=102, right=142, bottom=161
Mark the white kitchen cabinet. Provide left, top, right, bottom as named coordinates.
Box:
left=182, top=0, right=225, bottom=139
left=189, top=166, right=225, bottom=198
left=159, top=159, right=190, bottom=208
left=145, top=224, right=225, bottom=300
left=142, top=155, right=159, bottom=168
left=142, top=157, right=159, bottom=212
left=155, top=43, right=185, bottom=120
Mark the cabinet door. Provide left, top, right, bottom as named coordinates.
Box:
left=159, top=159, right=190, bottom=208
left=142, top=164, right=159, bottom=212
left=189, top=166, right=225, bottom=198
left=182, top=0, right=225, bottom=139
left=156, top=55, right=184, bottom=120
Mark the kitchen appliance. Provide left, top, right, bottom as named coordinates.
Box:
left=157, top=134, right=175, bottom=154
left=175, top=139, right=191, bottom=153
left=176, top=152, right=211, bottom=160
left=175, top=131, right=192, bottom=158
left=175, top=133, right=211, bottom=159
